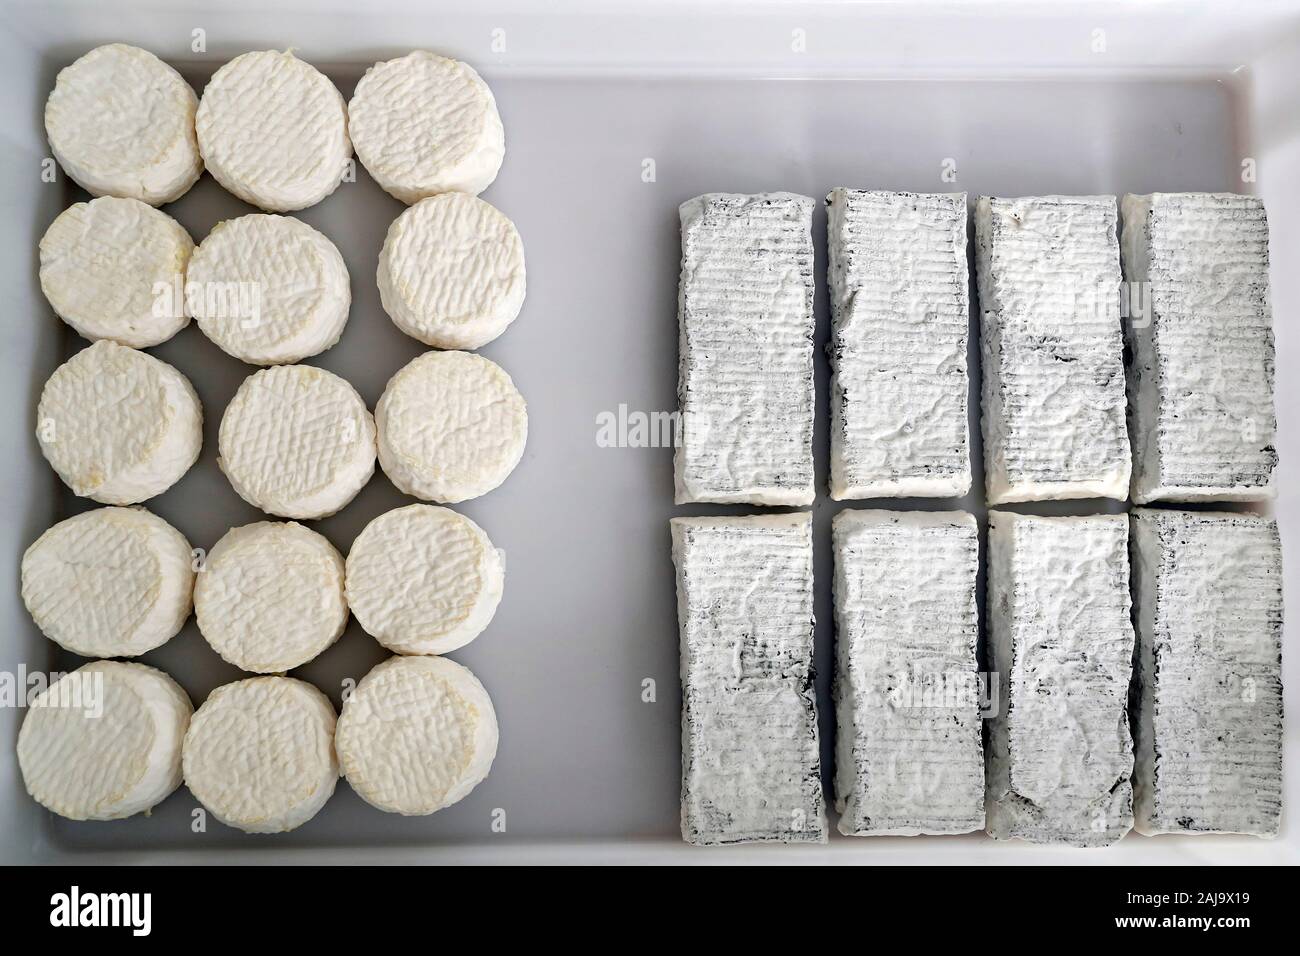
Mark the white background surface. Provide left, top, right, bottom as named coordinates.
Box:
left=0, top=0, right=1297, bottom=863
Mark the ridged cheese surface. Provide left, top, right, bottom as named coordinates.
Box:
left=37, top=340, right=203, bottom=504
left=18, top=661, right=192, bottom=820
left=39, top=197, right=193, bottom=348
left=196, top=51, right=350, bottom=212
left=985, top=512, right=1134, bottom=846
left=218, top=364, right=376, bottom=519
left=336, top=656, right=498, bottom=815
left=833, top=510, right=983, bottom=835
left=188, top=214, right=351, bottom=365
left=1131, top=509, right=1282, bottom=836
left=672, top=513, right=826, bottom=845
left=348, top=51, right=504, bottom=203
left=975, top=196, right=1130, bottom=503
left=675, top=193, right=815, bottom=506
left=827, top=189, right=971, bottom=499
left=195, top=521, right=347, bottom=673
left=183, top=676, right=339, bottom=833
left=345, top=504, right=503, bottom=656
left=377, top=193, right=525, bottom=349
left=376, top=351, right=526, bottom=503
left=45, top=43, right=202, bottom=205
left=23, top=507, right=194, bottom=658
left=1121, top=193, right=1277, bottom=502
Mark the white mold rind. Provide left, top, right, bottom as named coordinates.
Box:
left=671, top=513, right=826, bottom=845
left=827, top=189, right=971, bottom=499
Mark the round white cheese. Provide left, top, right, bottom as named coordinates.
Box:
left=188, top=214, right=351, bottom=365
left=348, top=51, right=504, bottom=203
left=45, top=43, right=202, bottom=206
left=218, top=364, right=376, bottom=519
left=377, top=193, right=525, bottom=349
left=195, top=521, right=347, bottom=673
left=22, top=507, right=195, bottom=658
left=196, top=51, right=351, bottom=212
left=40, top=197, right=194, bottom=348
left=336, top=655, right=497, bottom=815
left=376, top=351, right=527, bottom=503
left=18, top=661, right=192, bottom=821
left=37, top=340, right=204, bottom=504
left=183, top=676, right=339, bottom=833
left=345, top=504, right=503, bottom=656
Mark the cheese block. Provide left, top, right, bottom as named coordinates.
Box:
left=45, top=43, right=202, bottom=205
left=188, top=214, right=350, bottom=365
left=183, top=676, right=339, bottom=833
left=345, top=504, right=503, bottom=656
left=833, top=509, right=983, bottom=835
left=18, top=661, right=191, bottom=820
left=335, top=655, right=498, bottom=815
left=1131, top=509, right=1282, bottom=837
left=827, top=189, right=971, bottom=499
left=218, top=365, right=376, bottom=519
left=671, top=513, right=826, bottom=845
left=375, top=351, right=526, bottom=503
left=37, top=340, right=203, bottom=504
left=22, top=507, right=194, bottom=658
left=196, top=50, right=350, bottom=212
left=985, top=511, right=1134, bottom=846
left=1120, top=193, right=1278, bottom=502
left=195, top=521, right=347, bottom=673
left=974, top=196, right=1130, bottom=503
left=676, top=192, right=815, bottom=506
left=348, top=51, right=505, bottom=203
left=377, top=193, right=525, bottom=349
left=39, top=197, right=193, bottom=348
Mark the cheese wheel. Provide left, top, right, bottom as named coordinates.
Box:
left=336, top=656, right=498, bottom=815
left=195, top=521, right=347, bottom=673
left=22, top=507, right=195, bottom=658
left=39, top=197, right=194, bottom=348
left=45, top=43, right=202, bottom=205
left=196, top=50, right=351, bottom=212
left=188, top=214, right=351, bottom=365
left=376, top=351, right=526, bottom=503
left=183, top=676, right=339, bottom=833
left=18, top=661, right=192, bottom=820
left=345, top=504, right=503, bottom=656
left=377, top=193, right=525, bottom=349
left=218, top=365, right=376, bottom=519
left=37, top=340, right=204, bottom=504
left=348, top=51, right=504, bottom=203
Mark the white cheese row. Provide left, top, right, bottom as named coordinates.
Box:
left=17, top=657, right=497, bottom=830
left=673, top=509, right=1281, bottom=845
left=47, top=45, right=503, bottom=211
left=22, top=504, right=504, bottom=669
left=35, top=345, right=525, bottom=512
left=677, top=190, right=1277, bottom=506
left=39, top=193, right=524, bottom=358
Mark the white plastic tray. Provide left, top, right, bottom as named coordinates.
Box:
left=1, top=0, right=1296, bottom=864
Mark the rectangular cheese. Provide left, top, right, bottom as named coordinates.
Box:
left=985, top=511, right=1135, bottom=845
left=671, top=513, right=826, bottom=845
left=974, top=196, right=1130, bottom=504
left=832, top=509, right=983, bottom=835
left=675, top=192, right=815, bottom=505
left=827, top=189, right=971, bottom=499
left=1130, top=509, right=1282, bottom=836
left=1120, top=193, right=1278, bottom=502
